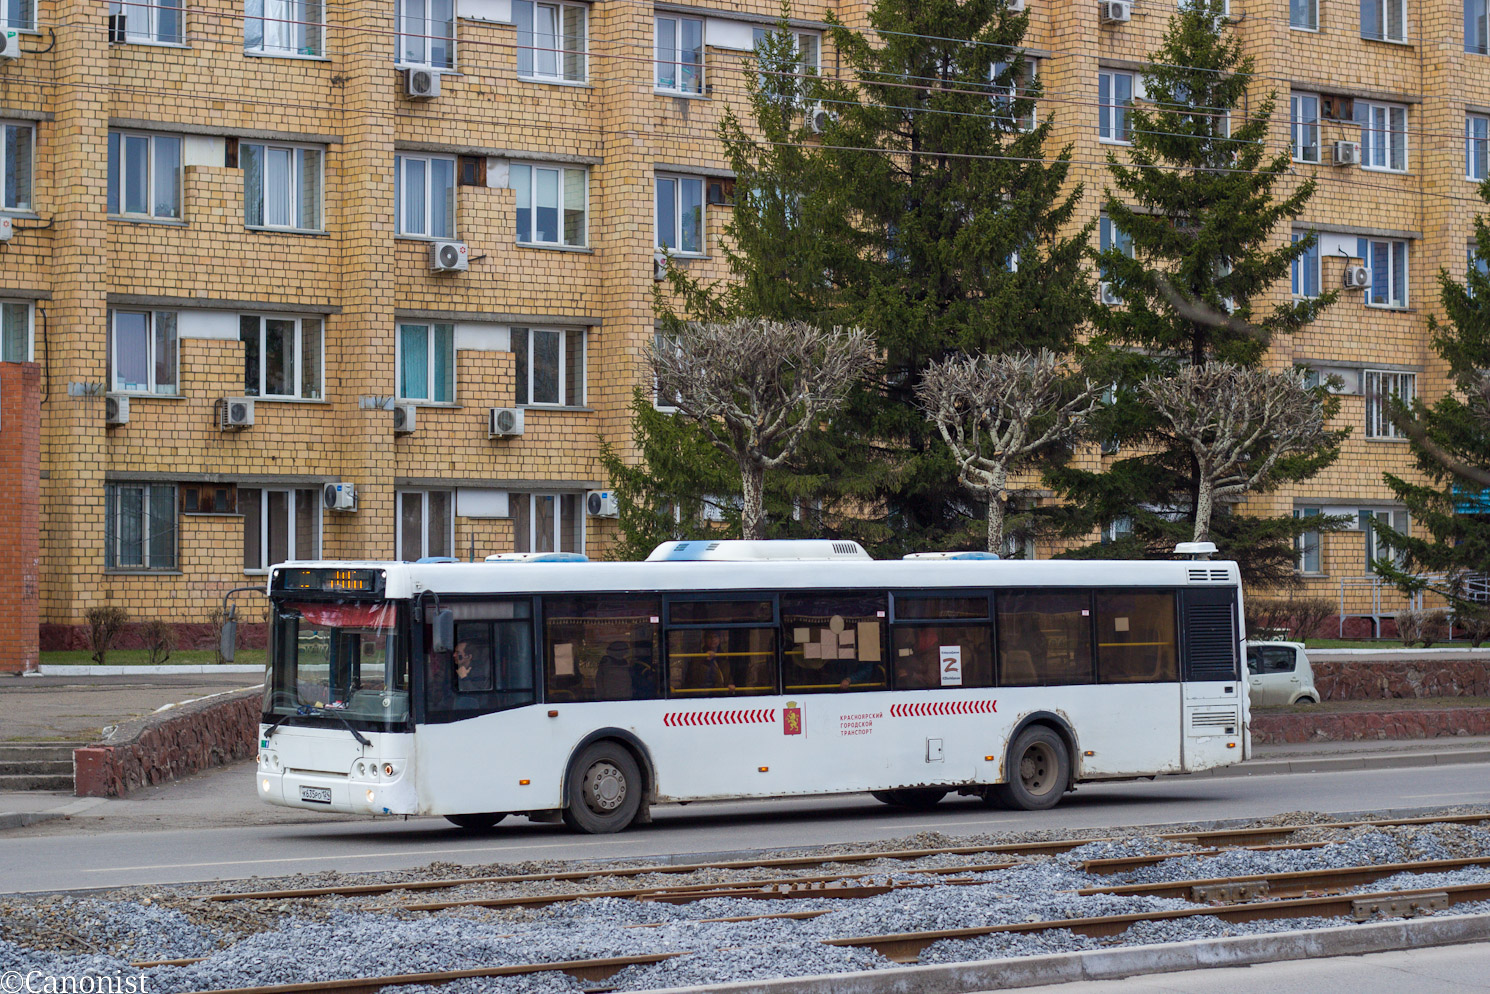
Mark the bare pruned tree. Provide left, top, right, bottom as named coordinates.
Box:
left=647, top=319, right=877, bottom=541
left=1142, top=362, right=1331, bottom=544
left=917, top=349, right=1100, bottom=553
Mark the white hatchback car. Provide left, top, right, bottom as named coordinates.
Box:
left=1245, top=641, right=1320, bottom=706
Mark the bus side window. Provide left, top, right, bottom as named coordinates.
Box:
left=665, top=599, right=778, bottom=698
left=1094, top=591, right=1178, bottom=683
left=889, top=594, right=992, bottom=690
left=996, top=591, right=1094, bottom=686
left=422, top=600, right=536, bottom=722
left=454, top=622, right=494, bottom=693
left=781, top=593, right=887, bottom=694
left=544, top=594, right=661, bottom=703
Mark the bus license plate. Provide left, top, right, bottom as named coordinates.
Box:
left=299, top=786, right=332, bottom=804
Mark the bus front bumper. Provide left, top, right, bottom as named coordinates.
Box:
left=257, top=768, right=419, bottom=816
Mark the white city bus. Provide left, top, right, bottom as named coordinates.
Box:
left=249, top=540, right=1248, bottom=833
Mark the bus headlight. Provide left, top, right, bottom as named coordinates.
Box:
left=355, top=761, right=366, bottom=777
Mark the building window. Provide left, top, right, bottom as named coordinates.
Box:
left=241, top=487, right=319, bottom=571
left=397, top=490, right=453, bottom=560
left=1098, top=70, right=1134, bottom=143
left=395, top=154, right=455, bottom=238
left=655, top=174, right=704, bottom=254
left=1358, top=237, right=1409, bottom=307
left=110, top=311, right=177, bottom=395
left=245, top=0, right=323, bottom=55
left=1291, top=232, right=1320, bottom=297
left=239, top=314, right=323, bottom=399
left=1361, top=0, right=1407, bottom=40
left=991, top=58, right=1038, bottom=132
left=398, top=0, right=454, bottom=67
left=512, top=492, right=583, bottom=554
left=1098, top=215, right=1133, bottom=281
left=655, top=14, right=703, bottom=93
left=242, top=142, right=323, bottom=231
left=397, top=322, right=454, bottom=403
left=509, top=163, right=587, bottom=247
left=1359, top=102, right=1408, bottom=172
left=1290, top=94, right=1320, bottom=163
left=1292, top=0, right=1318, bottom=29
left=1, top=300, right=31, bottom=362
left=515, top=0, right=586, bottom=81
left=1362, top=508, right=1409, bottom=569
left=106, top=483, right=176, bottom=570
left=2, top=0, right=35, bottom=31
left=1469, top=115, right=1489, bottom=180
left=752, top=26, right=820, bottom=105
left=1295, top=507, right=1322, bottom=573
left=1102, top=517, right=1133, bottom=544
left=108, top=0, right=182, bottom=43
left=1470, top=0, right=1488, bottom=52
left=1365, top=370, right=1414, bottom=438
left=1, top=122, right=33, bottom=212
left=107, top=132, right=181, bottom=219
left=512, top=326, right=585, bottom=406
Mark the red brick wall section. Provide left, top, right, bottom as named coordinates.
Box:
left=1252, top=708, right=1490, bottom=745
left=1312, top=660, right=1490, bottom=701
left=0, top=363, right=41, bottom=674
left=73, top=688, right=262, bottom=797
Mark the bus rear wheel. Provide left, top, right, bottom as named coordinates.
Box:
left=992, top=726, right=1069, bottom=811
left=562, top=742, right=642, bottom=834
left=871, top=788, right=948, bottom=809
left=445, top=812, right=506, bottom=830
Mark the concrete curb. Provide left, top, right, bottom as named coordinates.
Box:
left=637, top=912, right=1490, bottom=994
left=38, top=664, right=264, bottom=675
left=1196, top=746, right=1490, bottom=777
left=1309, top=647, right=1490, bottom=659
left=0, top=797, right=105, bottom=832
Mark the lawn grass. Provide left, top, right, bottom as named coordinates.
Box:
left=40, top=649, right=267, bottom=666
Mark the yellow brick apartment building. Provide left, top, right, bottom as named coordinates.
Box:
left=0, top=0, right=1477, bottom=641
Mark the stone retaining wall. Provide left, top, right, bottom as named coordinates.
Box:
left=1313, top=659, right=1490, bottom=700
left=1252, top=708, right=1490, bottom=744
left=73, top=688, right=262, bottom=798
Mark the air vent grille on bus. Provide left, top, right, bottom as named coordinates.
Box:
left=1188, top=706, right=1239, bottom=736
left=1184, top=602, right=1238, bottom=681
left=833, top=542, right=859, bottom=556
left=1188, top=568, right=1230, bottom=583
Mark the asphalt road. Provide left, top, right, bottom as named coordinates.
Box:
left=2, top=760, right=1488, bottom=893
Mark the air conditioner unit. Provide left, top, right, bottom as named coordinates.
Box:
left=489, top=407, right=525, bottom=438
left=1098, top=281, right=1123, bottom=305
left=430, top=240, right=468, bottom=272
left=1099, top=0, right=1131, bottom=23
left=1343, top=264, right=1371, bottom=289
left=0, top=29, right=20, bottom=59
left=0, top=217, right=12, bottom=241
left=393, top=404, right=417, bottom=434
left=586, top=490, right=619, bottom=518
left=105, top=395, right=129, bottom=427
left=323, top=481, right=357, bottom=511
left=1010, top=0, right=1025, bottom=9
left=653, top=254, right=668, bottom=281
left=218, top=397, right=254, bottom=430
left=1332, top=140, right=1361, bottom=166
left=404, top=67, right=440, bottom=98
left=807, top=103, right=834, bottom=133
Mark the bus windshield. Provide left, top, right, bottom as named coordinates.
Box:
left=264, top=600, right=411, bottom=730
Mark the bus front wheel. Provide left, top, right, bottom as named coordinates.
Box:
left=563, top=742, right=642, bottom=834
left=445, top=812, right=506, bottom=830
left=992, top=727, right=1069, bottom=811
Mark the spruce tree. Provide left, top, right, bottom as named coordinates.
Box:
left=1044, top=0, right=1344, bottom=585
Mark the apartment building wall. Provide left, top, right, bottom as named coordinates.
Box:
left=0, top=0, right=1476, bottom=641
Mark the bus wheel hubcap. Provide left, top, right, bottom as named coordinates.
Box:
left=1020, top=744, right=1055, bottom=796
left=585, top=763, right=626, bottom=812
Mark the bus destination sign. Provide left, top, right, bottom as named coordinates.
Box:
left=277, top=568, right=382, bottom=594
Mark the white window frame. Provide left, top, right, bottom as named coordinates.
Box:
left=0, top=121, right=34, bottom=212
left=1360, top=238, right=1409, bottom=308
left=395, top=153, right=456, bottom=239
left=396, top=489, right=454, bottom=561
left=241, top=487, right=322, bottom=572
left=109, top=310, right=178, bottom=395
left=1098, top=215, right=1133, bottom=290
left=1471, top=0, right=1489, bottom=53
left=105, top=483, right=177, bottom=571
left=991, top=58, right=1038, bottom=132
left=514, top=0, right=588, bottom=83
left=1294, top=507, right=1323, bottom=573
left=1102, top=517, right=1133, bottom=544
left=108, top=0, right=183, bottom=44
left=512, top=491, right=585, bottom=554
left=1291, top=231, right=1321, bottom=298
left=1362, top=0, right=1407, bottom=42
left=1098, top=70, right=1135, bottom=144
left=1359, top=101, right=1408, bottom=172
left=1364, top=370, right=1415, bottom=439
left=1291, top=93, right=1320, bottom=163
left=512, top=326, right=586, bottom=407
left=1469, top=114, right=1490, bottom=180
left=654, top=14, right=704, bottom=94
left=655, top=173, right=705, bottom=255
left=1361, top=508, right=1410, bottom=569
left=107, top=131, right=183, bottom=220
left=242, top=141, right=324, bottom=232
left=1, top=0, right=35, bottom=32
left=397, top=0, right=455, bottom=68
left=239, top=314, right=324, bottom=400
left=0, top=299, right=33, bottom=363
left=751, top=26, right=820, bottom=106
left=509, top=162, right=589, bottom=248
left=396, top=321, right=456, bottom=404
left=1291, top=0, right=1318, bottom=30
left=245, top=0, right=326, bottom=58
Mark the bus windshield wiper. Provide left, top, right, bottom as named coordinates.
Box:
left=265, top=707, right=372, bottom=748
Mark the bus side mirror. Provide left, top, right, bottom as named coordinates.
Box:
left=220, top=619, right=237, bottom=663
left=432, top=609, right=455, bottom=653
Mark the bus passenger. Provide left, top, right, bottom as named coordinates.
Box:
left=686, top=631, right=735, bottom=692
left=594, top=640, right=634, bottom=699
